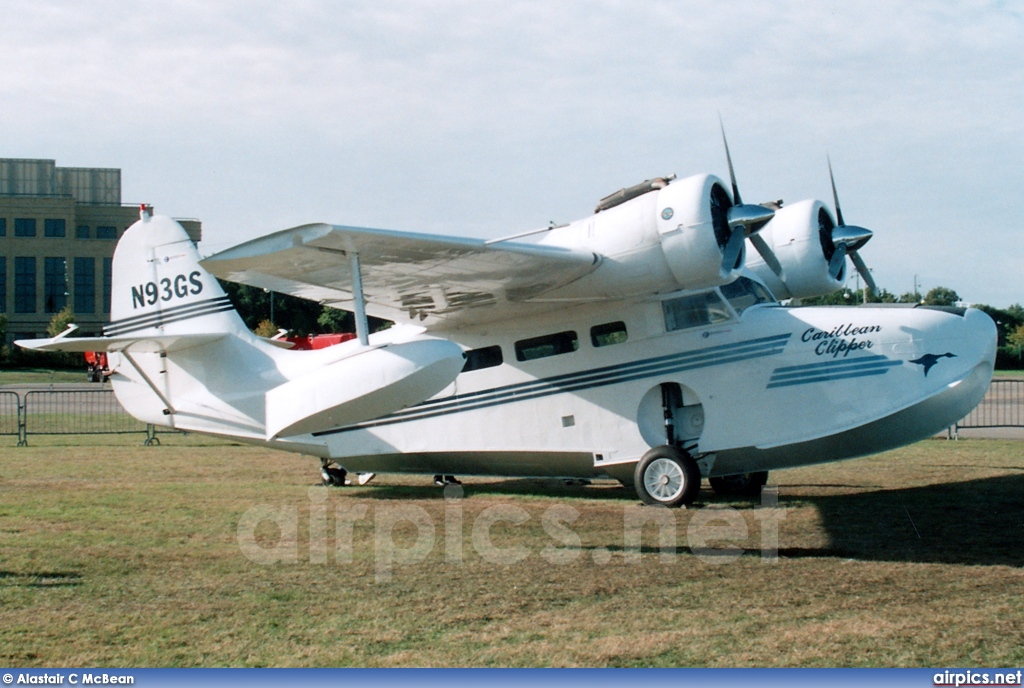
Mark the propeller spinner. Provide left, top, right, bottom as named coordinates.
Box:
left=719, top=121, right=776, bottom=273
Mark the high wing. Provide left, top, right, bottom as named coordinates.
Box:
left=200, top=223, right=600, bottom=329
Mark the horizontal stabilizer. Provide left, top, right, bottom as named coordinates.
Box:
left=15, top=333, right=226, bottom=354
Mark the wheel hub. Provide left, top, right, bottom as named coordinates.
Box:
left=644, top=457, right=685, bottom=502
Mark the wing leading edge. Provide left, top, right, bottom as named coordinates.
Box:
left=201, top=223, right=600, bottom=328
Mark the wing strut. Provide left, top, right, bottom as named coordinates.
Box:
left=121, top=351, right=177, bottom=420
left=349, top=252, right=370, bottom=346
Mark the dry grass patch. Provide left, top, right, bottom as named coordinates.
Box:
left=0, top=435, right=1022, bottom=666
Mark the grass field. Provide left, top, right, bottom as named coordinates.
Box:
left=1, top=434, right=1022, bottom=667
left=0, top=368, right=86, bottom=385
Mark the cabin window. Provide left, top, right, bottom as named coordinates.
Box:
left=720, top=276, right=773, bottom=315
left=591, top=321, right=628, bottom=347
left=515, top=331, right=578, bottom=362
left=662, top=291, right=731, bottom=332
left=462, top=345, right=503, bottom=372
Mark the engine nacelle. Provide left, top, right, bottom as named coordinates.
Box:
left=745, top=199, right=844, bottom=300
left=541, top=173, right=748, bottom=300
left=655, top=174, right=741, bottom=290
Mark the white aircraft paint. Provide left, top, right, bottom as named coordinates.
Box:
left=18, top=172, right=997, bottom=506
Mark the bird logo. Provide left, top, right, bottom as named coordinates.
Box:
left=909, top=352, right=956, bottom=377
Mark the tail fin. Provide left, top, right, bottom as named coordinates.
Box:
left=104, top=211, right=248, bottom=338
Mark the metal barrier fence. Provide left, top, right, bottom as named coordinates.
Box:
left=0, top=381, right=1020, bottom=445
left=0, top=391, right=21, bottom=437
left=1, top=388, right=160, bottom=446
left=955, top=379, right=1024, bottom=430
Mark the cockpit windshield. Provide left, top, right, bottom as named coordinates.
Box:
left=720, top=276, right=775, bottom=315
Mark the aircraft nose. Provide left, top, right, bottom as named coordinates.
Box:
left=906, top=307, right=997, bottom=379
left=961, top=307, right=998, bottom=370
left=880, top=307, right=997, bottom=437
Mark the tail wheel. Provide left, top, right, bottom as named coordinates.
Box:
left=709, top=471, right=769, bottom=497
left=634, top=445, right=701, bottom=507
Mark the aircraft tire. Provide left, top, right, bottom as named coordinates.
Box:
left=634, top=445, right=701, bottom=507
left=709, top=471, right=769, bottom=497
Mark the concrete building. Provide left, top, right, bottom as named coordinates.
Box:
left=0, top=158, right=201, bottom=341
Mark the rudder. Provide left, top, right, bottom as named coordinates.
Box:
left=105, top=210, right=248, bottom=338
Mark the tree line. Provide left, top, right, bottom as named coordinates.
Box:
left=802, top=286, right=1024, bottom=369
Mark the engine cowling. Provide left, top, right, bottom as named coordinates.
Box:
left=745, top=199, right=844, bottom=300
left=655, top=173, right=742, bottom=290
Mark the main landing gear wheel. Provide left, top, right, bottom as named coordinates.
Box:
left=634, top=445, right=701, bottom=507
left=709, top=471, right=769, bottom=497
left=320, top=461, right=347, bottom=486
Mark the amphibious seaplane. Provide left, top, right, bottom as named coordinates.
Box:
left=18, top=148, right=996, bottom=507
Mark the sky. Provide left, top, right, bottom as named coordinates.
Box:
left=1, top=0, right=1021, bottom=307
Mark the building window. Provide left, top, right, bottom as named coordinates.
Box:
left=663, top=291, right=731, bottom=332
left=44, top=219, right=66, bottom=237
left=590, top=321, right=628, bottom=347
left=15, top=257, right=36, bottom=313
left=0, top=218, right=6, bottom=236
left=103, top=257, right=112, bottom=314
left=76, top=225, right=90, bottom=239
left=0, top=258, right=6, bottom=313
left=515, top=331, right=579, bottom=362
left=15, top=218, right=36, bottom=237
left=44, top=257, right=67, bottom=313
left=74, top=257, right=95, bottom=314
left=462, top=345, right=503, bottom=372
left=96, top=226, right=117, bottom=239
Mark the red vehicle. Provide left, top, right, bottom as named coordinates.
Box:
left=84, top=351, right=110, bottom=383
left=277, top=333, right=357, bottom=350
left=85, top=334, right=353, bottom=382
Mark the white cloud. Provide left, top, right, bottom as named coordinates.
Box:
left=0, top=0, right=1021, bottom=305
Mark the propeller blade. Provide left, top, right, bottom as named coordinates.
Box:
left=827, top=155, right=845, bottom=227
left=828, top=242, right=847, bottom=281
left=850, top=251, right=877, bottom=292
left=721, top=227, right=745, bottom=273
left=749, top=233, right=785, bottom=279
left=720, top=117, right=742, bottom=205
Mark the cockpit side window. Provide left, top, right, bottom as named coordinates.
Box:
left=720, top=276, right=774, bottom=315
left=662, top=291, right=731, bottom=332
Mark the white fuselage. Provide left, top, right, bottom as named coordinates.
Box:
left=86, top=202, right=996, bottom=484
left=304, top=289, right=996, bottom=480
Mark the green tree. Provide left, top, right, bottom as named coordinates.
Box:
left=219, top=281, right=324, bottom=336
left=1009, top=324, right=1024, bottom=351
left=46, top=305, right=75, bottom=337
left=253, top=319, right=279, bottom=338
left=924, top=286, right=960, bottom=306
left=799, top=290, right=859, bottom=306
left=317, top=306, right=352, bottom=333
left=870, top=288, right=899, bottom=303
left=898, top=291, right=922, bottom=304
